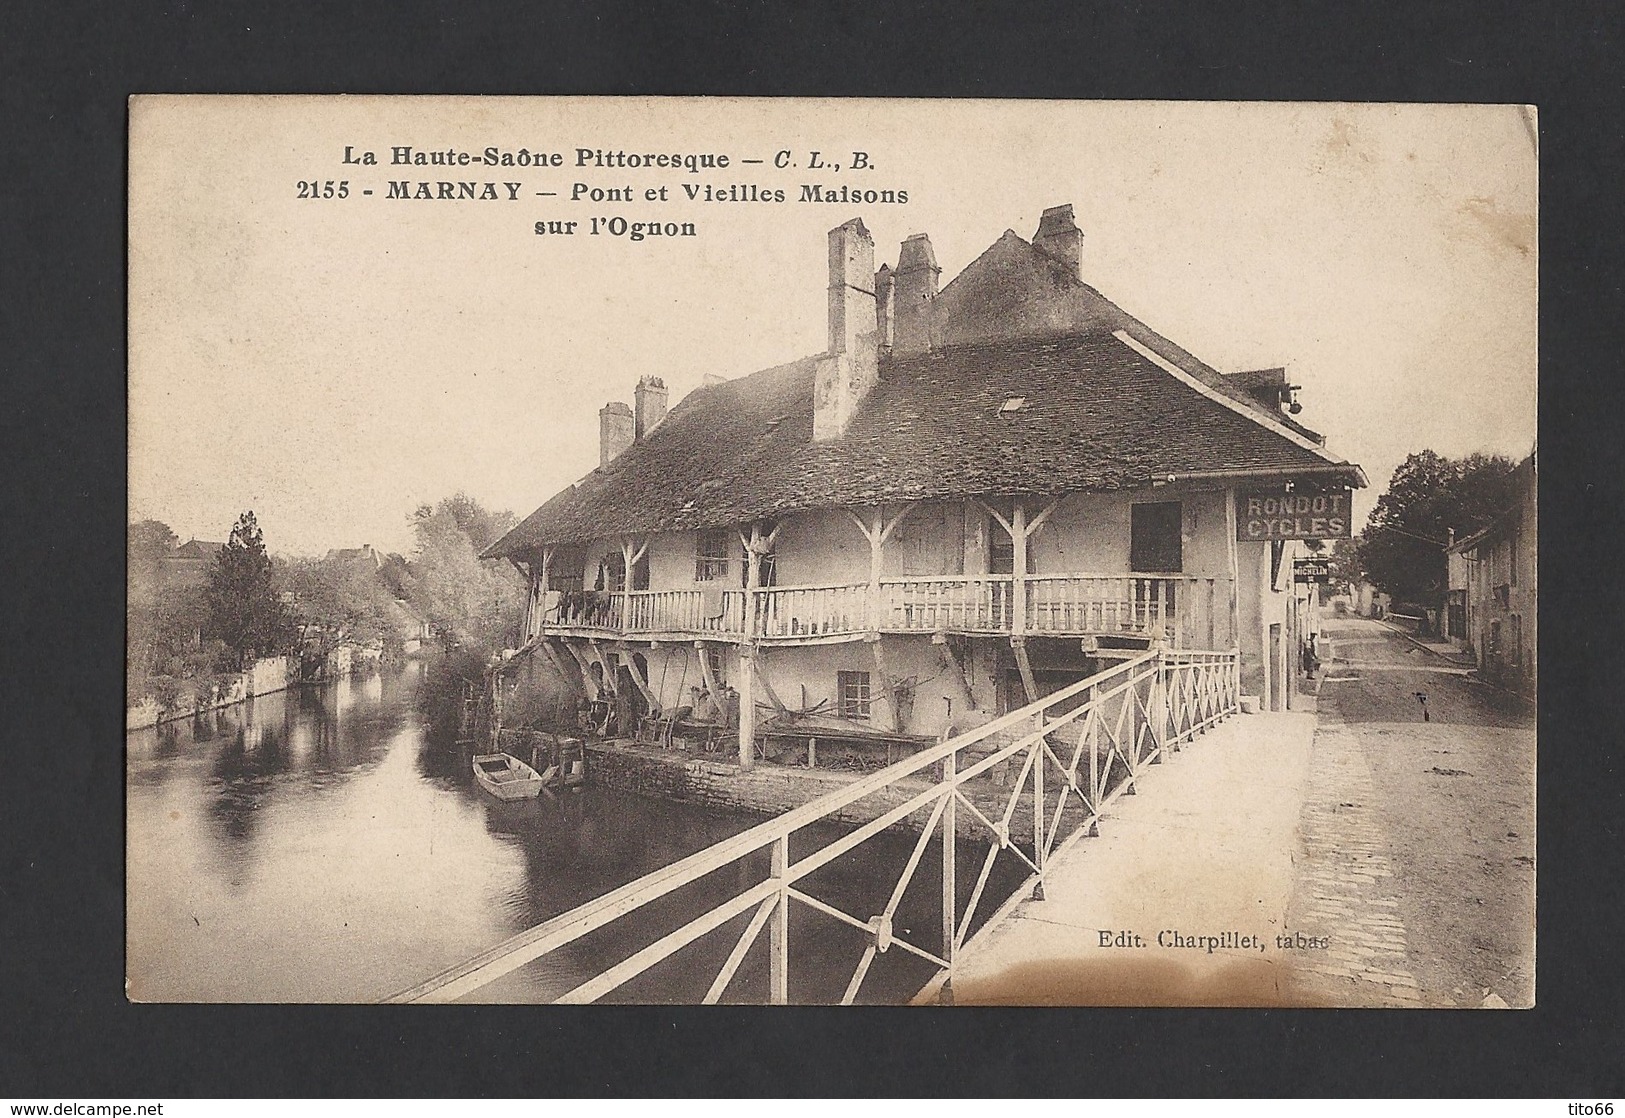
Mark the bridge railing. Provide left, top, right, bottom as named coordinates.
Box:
left=388, top=647, right=1240, bottom=1005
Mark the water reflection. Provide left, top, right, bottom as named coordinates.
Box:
left=127, top=662, right=1023, bottom=1004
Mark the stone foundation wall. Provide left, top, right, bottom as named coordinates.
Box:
left=584, top=741, right=1041, bottom=841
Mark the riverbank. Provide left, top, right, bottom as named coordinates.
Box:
left=125, top=654, right=294, bottom=730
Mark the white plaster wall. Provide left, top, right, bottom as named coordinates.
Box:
left=771, top=508, right=869, bottom=586
left=732, top=635, right=1002, bottom=738
left=1028, top=487, right=1230, bottom=576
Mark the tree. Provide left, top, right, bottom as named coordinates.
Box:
left=128, top=519, right=178, bottom=611
left=204, top=511, right=294, bottom=668
left=408, top=493, right=524, bottom=654
left=1358, top=451, right=1518, bottom=606
left=280, top=554, right=401, bottom=663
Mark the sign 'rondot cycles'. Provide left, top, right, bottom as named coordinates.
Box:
left=1238, top=488, right=1353, bottom=541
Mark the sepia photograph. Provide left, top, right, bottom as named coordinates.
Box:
left=126, top=96, right=1537, bottom=1007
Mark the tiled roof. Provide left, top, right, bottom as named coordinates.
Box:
left=485, top=329, right=1361, bottom=558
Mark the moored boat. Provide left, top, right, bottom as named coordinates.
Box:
left=471, top=752, right=547, bottom=800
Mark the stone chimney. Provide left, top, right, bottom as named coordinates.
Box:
left=813, top=219, right=879, bottom=442
left=599, top=400, right=634, bottom=466
left=892, top=232, right=940, bottom=355
left=874, top=263, right=895, bottom=351
left=634, top=375, right=668, bottom=440
left=1032, top=203, right=1081, bottom=279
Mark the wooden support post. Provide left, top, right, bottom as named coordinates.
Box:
left=846, top=503, right=917, bottom=635
left=619, top=537, right=649, bottom=633
left=533, top=547, right=553, bottom=640
left=1011, top=499, right=1028, bottom=638
left=769, top=833, right=789, bottom=1005
left=1225, top=488, right=1241, bottom=651
left=738, top=643, right=757, bottom=770
left=866, top=506, right=884, bottom=633
left=868, top=634, right=899, bottom=732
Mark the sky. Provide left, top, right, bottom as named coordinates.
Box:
left=129, top=98, right=1537, bottom=557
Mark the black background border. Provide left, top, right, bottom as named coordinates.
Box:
left=2, top=0, right=1622, bottom=1097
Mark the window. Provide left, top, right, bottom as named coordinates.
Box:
left=837, top=670, right=872, bottom=721
left=1131, top=502, right=1183, bottom=573
left=695, top=528, right=733, bottom=582
left=988, top=517, right=1014, bottom=575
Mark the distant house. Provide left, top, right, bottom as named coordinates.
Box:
left=325, top=543, right=384, bottom=573
left=484, top=206, right=1366, bottom=762
left=1447, top=451, right=1536, bottom=696
left=162, top=538, right=225, bottom=586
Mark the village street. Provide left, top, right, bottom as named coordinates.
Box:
left=1286, top=616, right=1537, bottom=1007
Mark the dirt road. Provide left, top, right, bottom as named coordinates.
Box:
left=1287, top=616, right=1536, bottom=1007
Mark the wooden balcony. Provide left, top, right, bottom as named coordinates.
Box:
left=535, top=574, right=1236, bottom=650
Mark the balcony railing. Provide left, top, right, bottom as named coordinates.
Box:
left=878, top=575, right=1015, bottom=633
left=753, top=582, right=870, bottom=640
left=541, top=574, right=1234, bottom=648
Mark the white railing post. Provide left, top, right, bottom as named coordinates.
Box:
left=940, top=742, right=957, bottom=1004
left=1032, top=711, right=1046, bottom=899
left=1151, top=653, right=1168, bottom=758
left=1086, top=682, right=1101, bottom=822
left=770, top=833, right=789, bottom=1005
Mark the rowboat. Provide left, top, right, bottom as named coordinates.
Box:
left=471, top=752, right=547, bottom=801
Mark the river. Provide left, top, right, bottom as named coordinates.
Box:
left=126, top=663, right=1022, bottom=1004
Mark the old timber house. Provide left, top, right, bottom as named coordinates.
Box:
left=483, top=205, right=1366, bottom=771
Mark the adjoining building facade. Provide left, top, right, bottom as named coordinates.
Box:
left=1447, top=451, right=1536, bottom=697
left=483, top=206, right=1366, bottom=766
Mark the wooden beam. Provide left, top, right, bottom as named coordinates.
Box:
left=843, top=507, right=879, bottom=544
left=1011, top=499, right=1028, bottom=638
left=619, top=643, right=657, bottom=710
left=973, top=497, right=1013, bottom=539
left=752, top=650, right=788, bottom=714
left=585, top=638, right=618, bottom=696
left=738, top=643, right=757, bottom=770
left=1011, top=636, right=1039, bottom=706
left=878, top=501, right=921, bottom=547
left=938, top=637, right=979, bottom=713
left=695, top=640, right=720, bottom=696
left=1024, top=496, right=1061, bottom=538
left=561, top=640, right=601, bottom=701
left=1225, top=488, right=1241, bottom=651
